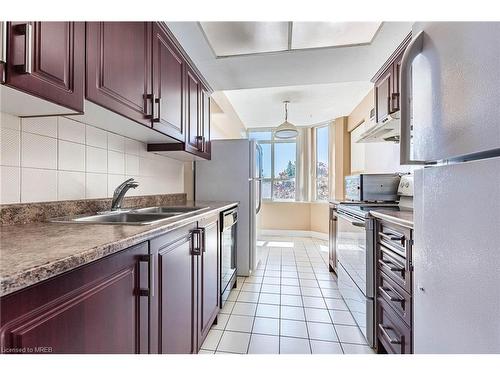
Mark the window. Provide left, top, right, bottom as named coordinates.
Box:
left=315, top=125, right=329, bottom=200
left=249, top=130, right=297, bottom=201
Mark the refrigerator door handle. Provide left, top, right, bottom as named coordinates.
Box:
left=256, top=144, right=263, bottom=214
left=400, top=31, right=427, bottom=165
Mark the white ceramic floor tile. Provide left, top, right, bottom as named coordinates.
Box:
left=310, top=340, right=343, bottom=354
left=245, top=276, right=263, bottom=284
left=220, top=301, right=235, bottom=314
left=318, top=280, right=339, bottom=289
left=280, top=294, right=303, bottom=307
left=232, top=302, right=257, bottom=316
left=226, top=315, right=254, bottom=333
left=280, top=319, right=308, bottom=338
left=325, top=298, right=348, bottom=310
left=259, top=293, right=280, bottom=305
left=301, top=287, right=323, bottom=297
left=227, top=290, right=240, bottom=302
left=302, top=296, right=327, bottom=309
left=260, top=284, right=281, bottom=294
left=255, top=304, right=280, bottom=319
left=304, top=308, right=332, bottom=323
left=248, top=334, right=280, bottom=354
left=335, top=325, right=368, bottom=345
left=280, top=305, right=305, bottom=321
left=329, top=310, right=356, bottom=326
left=217, top=331, right=251, bottom=354
left=281, top=278, right=300, bottom=286
left=279, top=337, right=311, bottom=354
left=241, top=283, right=261, bottom=293
left=300, top=279, right=319, bottom=288
left=281, top=285, right=301, bottom=295
left=237, top=291, right=260, bottom=303
left=212, top=313, right=230, bottom=330
left=252, top=317, right=280, bottom=336
left=341, top=343, right=374, bottom=354
left=321, top=288, right=342, bottom=298
left=307, top=322, right=338, bottom=342
left=263, top=276, right=280, bottom=285
left=201, top=329, right=223, bottom=350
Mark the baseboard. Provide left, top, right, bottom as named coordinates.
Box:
left=260, top=229, right=328, bottom=241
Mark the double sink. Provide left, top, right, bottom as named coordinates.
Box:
left=51, top=206, right=210, bottom=225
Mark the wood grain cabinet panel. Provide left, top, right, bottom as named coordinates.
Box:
left=152, top=23, right=184, bottom=141
left=6, top=22, right=85, bottom=112
left=0, top=242, right=150, bottom=354
left=86, top=22, right=152, bottom=127
left=198, top=215, right=220, bottom=345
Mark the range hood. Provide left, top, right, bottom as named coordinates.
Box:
left=356, top=111, right=401, bottom=143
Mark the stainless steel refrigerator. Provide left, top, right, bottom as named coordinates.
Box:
left=195, top=139, right=263, bottom=276
left=401, top=22, right=500, bottom=353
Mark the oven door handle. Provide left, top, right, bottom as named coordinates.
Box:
left=336, top=212, right=366, bottom=228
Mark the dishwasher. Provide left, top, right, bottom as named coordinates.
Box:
left=220, top=207, right=238, bottom=306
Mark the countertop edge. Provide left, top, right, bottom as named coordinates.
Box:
left=370, top=210, right=414, bottom=229
left=0, top=202, right=238, bottom=298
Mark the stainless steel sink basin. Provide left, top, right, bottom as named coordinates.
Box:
left=49, top=206, right=210, bottom=225
left=134, top=206, right=209, bottom=215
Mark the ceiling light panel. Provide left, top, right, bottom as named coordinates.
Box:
left=291, top=22, right=382, bottom=49
left=200, top=22, right=289, bottom=57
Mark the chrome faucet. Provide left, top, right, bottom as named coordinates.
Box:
left=111, top=178, right=139, bottom=211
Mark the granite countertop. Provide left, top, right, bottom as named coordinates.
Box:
left=0, top=201, right=238, bottom=297
left=370, top=208, right=414, bottom=229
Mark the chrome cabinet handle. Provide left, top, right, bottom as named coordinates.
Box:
left=138, top=254, right=154, bottom=298
left=337, top=212, right=365, bottom=228
left=400, top=30, right=426, bottom=165
left=0, top=22, right=7, bottom=64
left=378, top=259, right=404, bottom=272
left=380, top=232, right=405, bottom=244
left=14, top=23, right=32, bottom=74
left=153, top=96, right=161, bottom=123
left=378, top=286, right=404, bottom=303
left=378, top=324, right=401, bottom=345
left=191, top=229, right=203, bottom=255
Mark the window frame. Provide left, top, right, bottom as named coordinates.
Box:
left=248, top=128, right=298, bottom=202
left=313, top=124, right=330, bottom=202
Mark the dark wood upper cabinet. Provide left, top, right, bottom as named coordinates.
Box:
left=186, top=67, right=201, bottom=153
left=371, top=33, right=411, bottom=124
left=200, top=89, right=211, bottom=156
left=152, top=23, right=184, bottom=141
left=150, top=223, right=198, bottom=354
left=86, top=22, right=152, bottom=127
left=197, top=214, right=220, bottom=346
left=5, top=22, right=85, bottom=113
left=0, top=242, right=150, bottom=354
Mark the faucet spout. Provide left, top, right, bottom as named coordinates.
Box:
left=111, top=178, right=139, bottom=211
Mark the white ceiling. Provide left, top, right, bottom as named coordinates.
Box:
left=165, top=21, right=412, bottom=130
left=223, top=81, right=373, bottom=128
left=199, top=22, right=382, bottom=57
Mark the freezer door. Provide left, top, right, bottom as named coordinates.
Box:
left=413, top=157, right=500, bottom=353
left=402, top=22, right=500, bottom=164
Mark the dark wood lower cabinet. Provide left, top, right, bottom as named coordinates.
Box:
left=150, top=223, right=198, bottom=354
left=0, top=242, right=150, bottom=354
left=197, top=214, right=220, bottom=345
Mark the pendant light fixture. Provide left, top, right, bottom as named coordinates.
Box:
left=274, top=100, right=298, bottom=139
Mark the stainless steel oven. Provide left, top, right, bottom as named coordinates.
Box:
left=336, top=206, right=375, bottom=347
left=220, top=207, right=237, bottom=306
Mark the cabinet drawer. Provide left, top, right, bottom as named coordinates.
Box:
left=377, top=297, right=411, bottom=354
left=378, top=220, right=411, bottom=258
left=377, top=243, right=411, bottom=294
left=377, top=270, right=411, bottom=326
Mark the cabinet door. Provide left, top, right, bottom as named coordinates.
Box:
left=152, top=23, right=184, bottom=141
left=186, top=68, right=201, bottom=152
left=6, top=22, right=84, bottom=112
left=374, top=68, right=392, bottom=123
left=198, top=215, right=220, bottom=345
left=0, top=242, right=150, bottom=354
left=200, top=89, right=211, bottom=156
left=151, top=223, right=198, bottom=354
left=86, top=22, right=152, bottom=127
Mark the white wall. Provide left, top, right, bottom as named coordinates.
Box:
left=0, top=112, right=184, bottom=204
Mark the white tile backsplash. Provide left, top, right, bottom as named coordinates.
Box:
left=1, top=128, right=21, bottom=166
left=21, top=117, right=58, bottom=138
left=21, top=168, right=57, bottom=203
left=0, top=111, right=184, bottom=204
left=1, top=166, right=21, bottom=204
left=59, top=140, right=85, bottom=172
left=58, top=171, right=85, bottom=200
left=58, top=117, right=85, bottom=144
left=108, top=150, right=125, bottom=175
left=86, top=146, right=108, bottom=174
left=21, top=132, right=58, bottom=169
